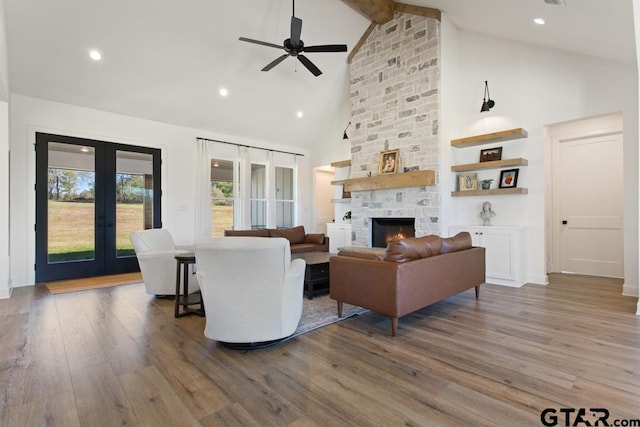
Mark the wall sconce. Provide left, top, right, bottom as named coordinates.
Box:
left=343, top=122, right=351, bottom=141
left=480, top=80, right=495, bottom=112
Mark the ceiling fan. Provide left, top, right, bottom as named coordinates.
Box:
left=239, top=0, right=348, bottom=76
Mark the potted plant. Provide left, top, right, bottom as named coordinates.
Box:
left=481, top=179, right=493, bottom=190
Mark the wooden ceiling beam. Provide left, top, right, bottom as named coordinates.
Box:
left=343, top=1, right=441, bottom=24
left=342, top=0, right=395, bottom=24
left=394, top=3, right=441, bottom=21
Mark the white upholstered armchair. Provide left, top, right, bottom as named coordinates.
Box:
left=130, top=228, right=200, bottom=296
left=194, top=237, right=305, bottom=348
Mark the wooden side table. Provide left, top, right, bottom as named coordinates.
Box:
left=174, top=253, right=205, bottom=318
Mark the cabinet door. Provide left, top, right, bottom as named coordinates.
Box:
left=480, top=230, right=513, bottom=280
left=327, top=224, right=348, bottom=253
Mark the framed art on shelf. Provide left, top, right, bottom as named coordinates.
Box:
left=479, top=147, right=502, bottom=162
left=458, top=172, right=478, bottom=191
left=499, top=168, right=519, bottom=188
left=378, top=149, right=399, bottom=175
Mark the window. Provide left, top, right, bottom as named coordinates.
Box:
left=250, top=164, right=266, bottom=229
left=275, top=167, right=294, bottom=228
left=211, top=159, right=234, bottom=237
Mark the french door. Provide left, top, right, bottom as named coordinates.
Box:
left=35, top=133, right=162, bottom=282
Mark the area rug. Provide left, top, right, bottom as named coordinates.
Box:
left=291, top=295, right=368, bottom=338
left=45, top=272, right=143, bottom=294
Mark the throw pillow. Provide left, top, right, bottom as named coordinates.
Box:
left=270, top=226, right=306, bottom=244
left=304, top=233, right=325, bottom=245
left=440, top=232, right=472, bottom=254
left=384, top=235, right=441, bottom=263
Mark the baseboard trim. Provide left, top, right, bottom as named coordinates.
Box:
left=622, top=282, right=639, bottom=297
left=0, top=286, right=12, bottom=299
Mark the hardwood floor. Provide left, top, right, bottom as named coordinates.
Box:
left=1, top=274, right=638, bottom=426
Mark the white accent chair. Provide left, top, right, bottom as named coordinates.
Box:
left=194, top=237, right=305, bottom=348
left=130, top=229, right=200, bottom=296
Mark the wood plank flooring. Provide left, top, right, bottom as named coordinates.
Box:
left=0, top=274, right=638, bottom=426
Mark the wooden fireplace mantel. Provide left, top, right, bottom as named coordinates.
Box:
left=332, top=170, right=436, bottom=192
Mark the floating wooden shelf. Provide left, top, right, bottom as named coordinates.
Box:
left=330, top=159, right=351, bottom=168
left=451, top=128, right=528, bottom=148
left=451, top=158, right=528, bottom=172
left=451, top=187, right=528, bottom=197
left=333, top=170, right=436, bottom=192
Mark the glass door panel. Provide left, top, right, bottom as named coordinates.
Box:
left=115, top=150, right=154, bottom=257
left=47, top=143, right=97, bottom=262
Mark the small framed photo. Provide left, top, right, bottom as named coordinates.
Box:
left=499, top=168, right=519, bottom=188
left=378, top=149, right=399, bottom=175
left=458, top=172, right=478, bottom=191
left=479, top=147, right=503, bottom=162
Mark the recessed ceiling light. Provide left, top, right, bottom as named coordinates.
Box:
left=219, top=87, right=228, bottom=97
left=534, top=18, right=546, bottom=25
left=89, top=50, right=102, bottom=61
left=80, top=146, right=90, bottom=153
left=296, top=111, right=304, bottom=118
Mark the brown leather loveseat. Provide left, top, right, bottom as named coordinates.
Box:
left=224, top=225, right=329, bottom=253
left=330, top=232, right=485, bottom=336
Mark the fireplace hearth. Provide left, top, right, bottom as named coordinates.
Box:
left=371, top=218, right=416, bottom=248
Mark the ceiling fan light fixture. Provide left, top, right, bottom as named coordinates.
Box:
left=238, top=0, right=347, bottom=76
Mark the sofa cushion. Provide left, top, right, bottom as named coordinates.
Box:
left=383, top=235, right=442, bottom=263
left=304, top=233, right=325, bottom=245
left=224, top=229, right=271, bottom=237
left=270, top=226, right=306, bottom=244
left=337, top=247, right=386, bottom=261
left=440, top=232, right=473, bottom=254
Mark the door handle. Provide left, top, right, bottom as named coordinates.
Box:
left=562, top=220, right=568, bottom=225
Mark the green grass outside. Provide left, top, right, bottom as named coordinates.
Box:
left=47, top=201, right=234, bottom=260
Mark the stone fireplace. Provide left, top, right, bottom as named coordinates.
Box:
left=347, top=11, right=441, bottom=247
left=371, top=217, right=415, bottom=248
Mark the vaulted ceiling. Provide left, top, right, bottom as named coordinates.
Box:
left=3, top=0, right=635, bottom=149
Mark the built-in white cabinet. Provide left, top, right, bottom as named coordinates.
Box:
left=449, top=225, right=525, bottom=287
left=326, top=223, right=352, bottom=253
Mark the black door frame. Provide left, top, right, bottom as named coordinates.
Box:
left=35, top=133, right=162, bottom=282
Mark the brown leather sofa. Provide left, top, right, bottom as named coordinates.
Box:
left=224, top=225, right=329, bottom=253
left=329, top=232, right=485, bottom=336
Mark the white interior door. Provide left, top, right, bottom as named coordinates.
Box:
left=557, top=133, right=624, bottom=277
left=313, top=168, right=335, bottom=233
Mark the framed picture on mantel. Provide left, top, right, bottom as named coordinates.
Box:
left=378, top=149, right=399, bottom=175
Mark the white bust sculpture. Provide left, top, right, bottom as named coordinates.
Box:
left=479, top=201, right=496, bottom=226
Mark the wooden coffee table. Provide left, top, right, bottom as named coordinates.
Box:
left=292, top=251, right=331, bottom=299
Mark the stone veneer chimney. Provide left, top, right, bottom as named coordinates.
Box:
left=348, top=12, right=441, bottom=246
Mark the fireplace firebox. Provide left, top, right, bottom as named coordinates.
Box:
left=371, top=218, right=416, bottom=248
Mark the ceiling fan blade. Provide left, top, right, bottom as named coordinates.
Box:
left=290, top=16, right=302, bottom=47
left=239, top=37, right=283, bottom=50
left=303, top=44, right=348, bottom=53
left=298, top=55, right=322, bottom=76
left=261, top=54, right=289, bottom=72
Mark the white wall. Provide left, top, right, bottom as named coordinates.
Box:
left=440, top=23, right=639, bottom=291
left=9, top=94, right=310, bottom=287
left=0, top=0, right=10, bottom=298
